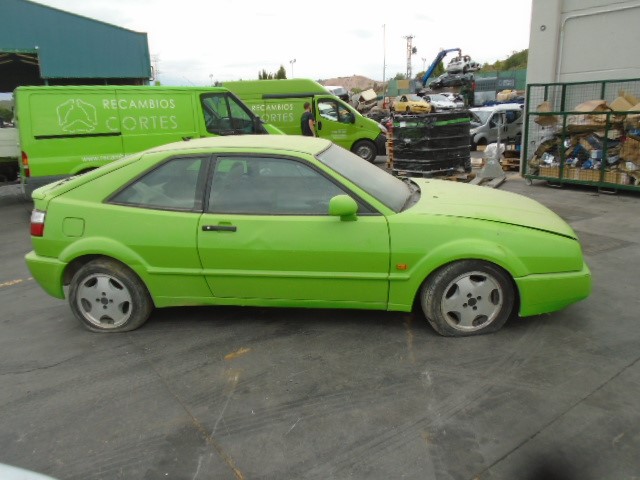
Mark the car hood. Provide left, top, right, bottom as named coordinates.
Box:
left=407, top=179, right=577, bottom=239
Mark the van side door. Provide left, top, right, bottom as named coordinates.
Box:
left=314, top=96, right=357, bottom=150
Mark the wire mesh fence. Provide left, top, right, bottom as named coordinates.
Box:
left=523, top=78, right=640, bottom=191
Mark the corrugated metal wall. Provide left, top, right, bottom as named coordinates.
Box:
left=1, top=0, right=151, bottom=81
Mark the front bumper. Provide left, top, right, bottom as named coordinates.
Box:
left=515, top=263, right=591, bottom=317
left=25, top=251, right=67, bottom=299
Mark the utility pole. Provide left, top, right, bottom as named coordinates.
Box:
left=403, top=35, right=415, bottom=79
left=382, top=24, right=386, bottom=103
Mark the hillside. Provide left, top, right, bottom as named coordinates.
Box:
left=318, top=75, right=380, bottom=92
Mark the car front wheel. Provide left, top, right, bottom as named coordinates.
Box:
left=420, top=260, right=515, bottom=336
left=69, top=259, right=153, bottom=332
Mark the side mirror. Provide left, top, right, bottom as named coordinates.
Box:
left=329, top=195, right=358, bottom=221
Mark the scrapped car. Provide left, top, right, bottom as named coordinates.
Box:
left=439, top=92, right=466, bottom=109
left=26, top=136, right=591, bottom=337
left=429, top=73, right=474, bottom=89
left=446, top=55, right=481, bottom=74
left=393, top=94, right=432, bottom=114
left=421, top=93, right=458, bottom=111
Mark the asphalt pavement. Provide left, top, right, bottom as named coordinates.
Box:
left=1, top=172, right=639, bottom=480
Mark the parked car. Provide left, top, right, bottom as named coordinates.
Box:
left=469, top=103, right=524, bottom=150
left=421, top=93, right=457, bottom=111
left=393, top=94, right=432, bottom=114
left=446, top=55, right=481, bottom=74
left=439, top=92, right=466, bottom=108
left=26, top=135, right=590, bottom=337
left=430, top=73, right=474, bottom=89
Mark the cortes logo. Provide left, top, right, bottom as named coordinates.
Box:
left=57, top=99, right=98, bottom=133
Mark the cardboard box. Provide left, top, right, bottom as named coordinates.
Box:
left=534, top=101, right=557, bottom=127
left=564, top=167, right=580, bottom=180
left=578, top=169, right=600, bottom=182
left=620, top=136, right=640, bottom=162
left=609, top=96, right=633, bottom=112
left=539, top=165, right=559, bottom=178
left=571, top=99, right=612, bottom=125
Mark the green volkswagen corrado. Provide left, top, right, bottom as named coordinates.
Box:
left=26, top=136, right=591, bottom=336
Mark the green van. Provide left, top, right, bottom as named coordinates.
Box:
left=15, top=85, right=280, bottom=196
left=223, top=79, right=387, bottom=162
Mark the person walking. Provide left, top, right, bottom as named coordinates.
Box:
left=300, top=102, right=316, bottom=137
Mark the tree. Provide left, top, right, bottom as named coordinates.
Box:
left=394, top=72, right=407, bottom=80
left=0, top=107, right=13, bottom=122
left=276, top=65, right=287, bottom=79
left=259, top=66, right=288, bottom=80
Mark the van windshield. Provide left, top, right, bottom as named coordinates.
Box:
left=470, top=110, right=491, bottom=124
left=317, top=144, right=409, bottom=212
left=200, top=93, right=259, bottom=135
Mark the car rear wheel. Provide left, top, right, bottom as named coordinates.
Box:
left=420, top=260, right=514, bottom=337
left=69, top=259, right=153, bottom=332
left=352, top=139, right=377, bottom=163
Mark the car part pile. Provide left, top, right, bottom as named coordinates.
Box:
left=389, top=111, right=471, bottom=177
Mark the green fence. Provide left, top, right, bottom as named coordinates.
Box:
left=523, top=78, right=640, bottom=192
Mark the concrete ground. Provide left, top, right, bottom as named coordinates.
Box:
left=1, top=170, right=639, bottom=480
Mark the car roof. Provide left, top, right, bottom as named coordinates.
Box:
left=144, top=135, right=333, bottom=156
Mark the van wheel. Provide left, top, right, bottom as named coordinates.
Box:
left=69, top=259, right=153, bottom=332
left=352, top=140, right=377, bottom=163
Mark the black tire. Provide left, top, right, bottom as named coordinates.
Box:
left=420, top=260, right=515, bottom=337
left=352, top=140, right=377, bottom=163
left=69, top=259, right=153, bottom=332
left=476, top=138, right=488, bottom=151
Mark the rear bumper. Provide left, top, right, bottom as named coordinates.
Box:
left=25, top=251, right=66, bottom=299
left=515, top=263, right=591, bottom=317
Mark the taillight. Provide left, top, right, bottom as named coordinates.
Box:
left=30, top=209, right=46, bottom=237
left=22, top=151, right=30, bottom=177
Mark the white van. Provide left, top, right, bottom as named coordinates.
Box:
left=469, top=103, right=524, bottom=150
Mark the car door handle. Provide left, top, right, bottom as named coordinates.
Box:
left=202, top=225, right=237, bottom=232
left=317, top=121, right=322, bottom=130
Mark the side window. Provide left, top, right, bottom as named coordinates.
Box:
left=318, top=99, right=339, bottom=121
left=110, top=157, right=204, bottom=211
left=201, top=93, right=255, bottom=135
left=208, top=156, right=347, bottom=215
left=337, top=103, right=354, bottom=123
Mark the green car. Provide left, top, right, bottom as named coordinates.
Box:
left=26, top=136, right=591, bottom=337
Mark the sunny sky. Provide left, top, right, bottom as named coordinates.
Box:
left=28, top=0, right=533, bottom=86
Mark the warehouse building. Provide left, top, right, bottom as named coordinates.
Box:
left=0, top=0, right=152, bottom=93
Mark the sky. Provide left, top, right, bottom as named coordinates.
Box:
left=28, top=0, right=532, bottom=87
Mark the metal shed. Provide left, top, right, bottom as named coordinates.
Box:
left=0, top=0, right=151, bottom=92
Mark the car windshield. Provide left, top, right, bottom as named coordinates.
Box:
left=470, top=110, right=492, bottom=124
left=406, top=94, right=424, bottom=102
left=428, top=94, right=448, bottom=102
left=317, top=144, right=410, bottom=212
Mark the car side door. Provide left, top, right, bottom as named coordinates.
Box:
left=196, top=154, right=390, bottom=306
